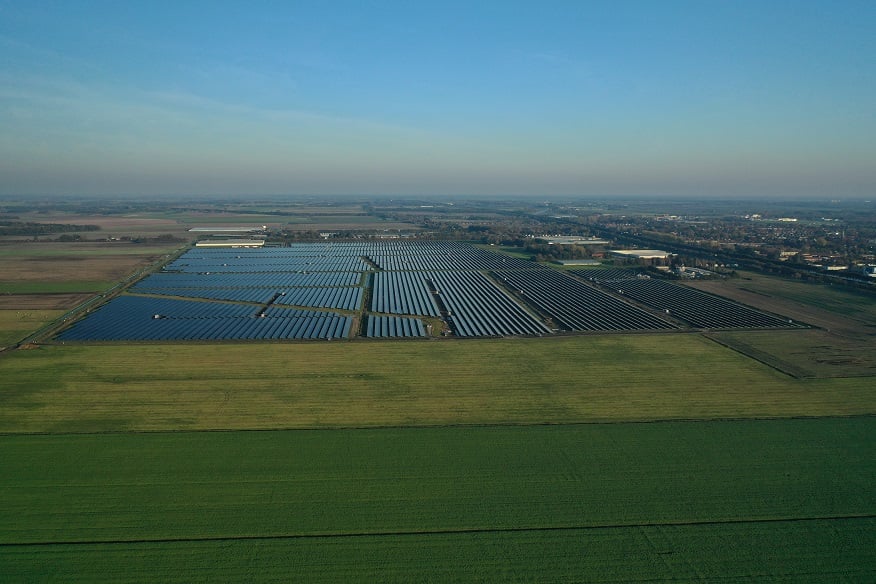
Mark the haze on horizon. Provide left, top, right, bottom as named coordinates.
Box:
left=1, top=1, right=874, bottom=199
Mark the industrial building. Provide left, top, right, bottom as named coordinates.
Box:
left=608, top=249, right=672, bottom=260
left=194, top=239, right=265, bottom=248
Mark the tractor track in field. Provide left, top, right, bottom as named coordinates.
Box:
left=3, top=514, right=875, bottom=548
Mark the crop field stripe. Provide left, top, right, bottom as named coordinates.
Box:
left=4, top=520, right=874, bottom=583
left=4, top=418, right=871, bottom=527
left=4, top=514, right=872, bottom=548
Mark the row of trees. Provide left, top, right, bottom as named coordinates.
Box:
left=0, top=221, right=100, bottom=236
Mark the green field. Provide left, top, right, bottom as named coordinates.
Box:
left=2, top=335, right=875, bottom=433
left=735, top=271, right=876, bottom=321
left=1, top=419, right=873, bottom=581
left=4, top=520, right=873, bottom=583
left=709, top=328, right=876, bottom=378
left=0, top=310, right=64, bottom=347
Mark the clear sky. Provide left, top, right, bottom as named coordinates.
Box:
left=1, top=1, right=874, bottom=198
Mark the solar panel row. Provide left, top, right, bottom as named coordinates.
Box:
left=134, top=287, right=279, bottom=304
left=166, top=257, right=370, bottom=272
left=371, top=251, right=538, bottom=271
left=371, top=271, right=440, bottom=316
left=494, top=270, right=674, bottom=331
left=57, top=296, right=351, bottom=341
left=132, top=271, right=362, bottom=289
left=273, top=286, right=362, bottom=311
left=364, top=316, right=427, bottom=338
left=429, top=271, right=550, bottom=337
left=592, top=278, right=805, bottom=329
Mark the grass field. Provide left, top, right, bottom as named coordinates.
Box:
left=709, top=329, right=876, bottom=378
left=4, top=520, right=873, bottom=583
left=2, top=335, right=875, bottom=433
left=687, top=271, right=876, bottom=382
left=1, top=419, right=873, bottom=581
left=0, top=310, right=64, bottom=348
left=732, top=273, right=876, bottom=320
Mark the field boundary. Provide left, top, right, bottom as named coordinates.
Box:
left=702, top=332, right=812, bottom=378
left=2, top=413, right=874, bottom=438
left=4, top=514, right=873, bottom=548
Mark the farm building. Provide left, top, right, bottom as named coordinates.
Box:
left=540, top=236, right=610, bottom=245
left=609, top=249, right=672, bottom=260
left=189, top=226, right=267, bottom=233
left=194, top=239, right=265, bottom=248
left=555, top=259, right=602, bottom=266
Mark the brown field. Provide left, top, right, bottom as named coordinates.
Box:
left=167, top=211, right=287, bottom=228
left=12, top=212, right=191, bottom=239
left=0, top=294, right=93, bottom=310
left=0, top=241, right=183, bottom=309
left=161, top=209, right=421, bottom=233
left=0, top=243, right=174, bottom=284
left=280, top=205, right=370, bottom=214
left=283, top=220, right=421, bottom=232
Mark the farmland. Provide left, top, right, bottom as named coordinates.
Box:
left=2, top=201, right=875, bottom=581
left=3, top=520, right=874, bottom=583
left=706, top=328, right=876, bottom=379
left=687, top=270, right=876, bottom=379
left=0, top=244, right=169, bottom=295
left=0, top=310, right=64, bottom=348
left=1, top=419, right=874, bottom=582
left=2, top=336, right=875, bottom=433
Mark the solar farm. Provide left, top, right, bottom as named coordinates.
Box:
left=576, top=269, right=808, bottom=329
left=4, top=236, right=875, bottom=582
left=56, top=241, right=807, bottom=342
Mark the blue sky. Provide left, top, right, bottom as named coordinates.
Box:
left=1, top=0, right=874, bottom=198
